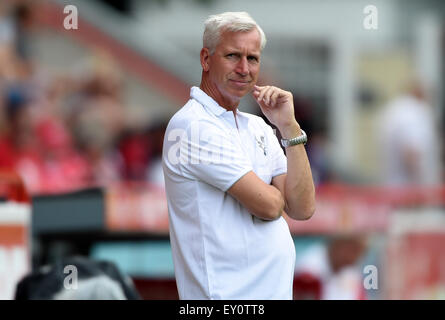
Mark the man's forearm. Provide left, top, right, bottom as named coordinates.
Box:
left=252, top=85, right=315, bottom=220
left=228, top=171, right=286, bottom=221
left=280, top=123, right=316, bottom=220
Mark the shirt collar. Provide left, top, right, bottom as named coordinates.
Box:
left=190, top=86, right=240, bottom=117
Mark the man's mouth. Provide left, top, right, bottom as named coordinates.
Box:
left=229, top=79, right=250, bottom=84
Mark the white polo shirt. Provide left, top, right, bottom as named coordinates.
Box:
left=162, top=86, right=296, bottom=299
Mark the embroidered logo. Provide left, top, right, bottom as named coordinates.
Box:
left=256, top=135, right=267, bottom=156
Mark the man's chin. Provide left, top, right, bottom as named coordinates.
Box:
left=228, top=85, right=252, bottom=98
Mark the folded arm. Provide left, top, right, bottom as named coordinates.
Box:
left=227, top=171, right=285, bottom=221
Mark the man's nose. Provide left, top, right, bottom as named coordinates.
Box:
left=235, top=57, right=249, bottom=76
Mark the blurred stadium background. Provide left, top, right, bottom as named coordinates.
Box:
left=0, top=0, right=444, bottom=299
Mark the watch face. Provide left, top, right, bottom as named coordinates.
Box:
left=281, top=139, right=289, bottom=148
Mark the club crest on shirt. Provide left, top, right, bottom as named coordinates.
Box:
left=255, top=135, right=267, bottom=156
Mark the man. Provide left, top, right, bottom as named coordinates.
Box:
left=162, top=12, right=315, bottom=299
left=378, top=81, right=441, bottom=186
left=293, top=235, right=368, bottom=300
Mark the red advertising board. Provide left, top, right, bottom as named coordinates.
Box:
left=385, top=210, right=445, bottom=299
left=105, top=182, right=169, bottom=233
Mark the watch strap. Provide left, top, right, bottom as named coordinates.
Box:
left=281, top=129, right=307, bottom=148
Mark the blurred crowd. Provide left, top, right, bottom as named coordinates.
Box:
left=0, top=1, right=442, bottom=197
left=0, top=1, right=334, bottom=197
left=0, top=1, right=165, bottom=195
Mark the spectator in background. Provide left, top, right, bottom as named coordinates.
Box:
left=0, top=0, right=35, bottom=82
left=34, top=115, right=91, bottom=193
left=0, top=84, right=43, bottom=192
left=293, top=234, right=368, bottom=300
left=118, top=129, right=151, bottom=181
left=68, top=52, right=126, bottom=187
left=117, top=121, right=167, bottom=186
left=0, top=3, right=19, bottom=81
left=11, top=1, right=35, bottom=63
left=0, top=2, right=14, bottom=48
left=378, top=81, right=441, bottom=186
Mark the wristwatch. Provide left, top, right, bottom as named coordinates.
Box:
left=281, top=129, right=307, bottom=148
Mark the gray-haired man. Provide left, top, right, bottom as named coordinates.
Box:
left=163, top=11, right=315, bottom=299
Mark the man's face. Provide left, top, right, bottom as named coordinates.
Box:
left=206, top=29, right=261, bottom=104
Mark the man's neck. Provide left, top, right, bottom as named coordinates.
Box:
left=200, top=76, right=239, bottom=112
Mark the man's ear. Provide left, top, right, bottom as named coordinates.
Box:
left=200, top=48, right=210, bottom=72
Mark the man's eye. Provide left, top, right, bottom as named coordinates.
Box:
left=248, top=56, right=258, bottom=62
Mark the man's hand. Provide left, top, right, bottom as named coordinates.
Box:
left=252, top=85, right=299, bottom=138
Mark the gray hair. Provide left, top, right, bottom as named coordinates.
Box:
left=203, top=12, right=266, bottom=55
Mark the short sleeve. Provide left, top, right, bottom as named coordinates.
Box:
left=178, top=120, right=253, bottom=192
